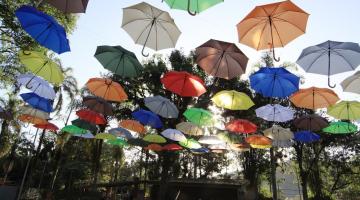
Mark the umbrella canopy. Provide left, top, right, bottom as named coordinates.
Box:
left=76, top=109, right=107, bottom=125
left=191, top=147, right=209, bottom=154
left=231, top=142, right=251, bottom=152
left=176, top=122, right=203, bottom=136
left=119, top=120, right=146, bottom=134
left=71, top=119, right=98, bottom=133
left=83, top=96, right=113, bottom=116
left=225, top=119, right=257, bottom=134
left=297, top=41, right=360, bottom=87
left=61, top=125, right=88, bottom=135
left=211, top=90, right=254, bottom=110
left=20, top=92, right=53, bottom=112
left=294, top=131, right=320, bottom=143
left=108, top=127, right=134, bottom=139
left=160, top=129, right=186, bottom=142
left=161, top=71, right=206, bottom=97
left=323, top=122, right=357, bottom=135
left=132, top=109, right=163, bottom=129
left=217, top=132, right=242, bottom=144
left=245, top=135, right=272, bottom=146
left=293, top=114, right=329, bottom=132
left=237, top=0, right=309, bottom=61
left=164, top=0, right=223, bottom=16
left=145, top=144, right=163, bottom=151
left=122, top=2, right=181, bottom=56
left=198, top=135, right=223, bottom=145
left=19, top=51, right=64, bottom=85
left=327, top=101, right=360, bottom=121
left=19, top=106, right=50, bottom=120
left=127, top=138, right=149, bottom=147
left=94, top=45, right=143, bottom=77
left=179, top=138, right=202, bottom=149
left=95, top=133, right=117, bottom=140
left=195, top=39, right=248, bottom=79
left=255, top=104, right=294, bottom=122
left=209, top=143, right=227, bottom=151
left=183, top=108, right=215, bottom=126
left=290, top=87, right=339, bottom=110
left=86, top=78, right=128, bottom=102
left=15, top=5, right=70, bottom=54
left=163, top=144, right=183, bottom=151
left=143, top=134, right=167, bottom=144
left=250, top=67, right=299, bottom=98
left=263, top=125, right=293, bottom=141
left=341, top=71, right=360, bottom=94
left=34, top=122, right=59, bottom=131
left=17, top=73, right=56, bottom=100
left=107, top=138, right=128, bottom=147
left=72, top=132, right=94, bottom=139
left=144, top=96, right=179, bottom=118
left=18, top=114, right=47, bottom=124
left=45, top=0, right=89, bottom=13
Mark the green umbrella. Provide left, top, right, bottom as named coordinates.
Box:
left=164, top=0, right=224, bottom=16
left=127, top=138, right=149, bottom=147
left=323, top=122, right=358, bottom=135
left=61, top=125, right=88, bottom=135
left=72, top=119, right=98, bottom=133
left=107, top=138, right=129, bottom=147
left=94, top=45, right=143, bottom=78
left=183, top=108, right=215, bottom=127
left=327, top=101, right=360, bottom=120
left=143, top=134, right=167, bottom=144
left=179, top=138, right=202, bottom=149
left=95, top=133, right=117, bottom=140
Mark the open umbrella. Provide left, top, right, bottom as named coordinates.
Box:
left=290, top=87, right=339, bottom=110
left=34, top=122, right=59, bottom=132
left=211, top=90, right=254, bottom=110
left=122, top=2, right=181, bottom=57
left=327, top=101, right=360, bottom=121
left=163, top=144, right=183, bottom=151
left=198, top=135, right=223, bottom=145
left=71, top=119, right=98, bottom=133
left=293, top=114, right=328, bottom=132
left=183, top=108, right=215, bottom=127
left=132, top=109, right=163, bottom=129
left=94, top=45, right=143, bottom=77
left=263, top=125, right=293, bottom=147
left=95, top=133, right=117, bottom=140
left=191, top=147, right=209, bottom=154
left=179, top=138, right=202, bottom=149
left=225, top=119, right=257, bottom=134
left=145, top=144, right=163, bottom=151
left=45, top=0, right=89, bottom=13
left=20, top=92, right=53, bottom=113
left=323, top=122, right=357, bottom=135
left=237, top=0, right=309, bottom=61
left=86, top=78, right=127, bottom=102
left=161, top=129, right=186, bottom=142
left=245, top=135, right=272, bottom=147
left=76, top=109, right=106, bottom=125
left=19, top=106, right=50, bottom=120
left=119, top=120, right=146, bottom=134
left=61, top=125, right=88, bottom=135
left=231, top=142, right=251, bottom=152
left=18, top=114, right=47, bottom=125
left=17, top=74, right=56, bottom=100
left=164, top=0, right=223, bottom=16
left=72, top=132, right=94, bottom=139
left=294, top=131, right=320, bottom=143
left=250, top=67, right=299, bottom=98
left=128, top=138, right=149, bottom=147
left=341, top=71, right=360, bottom=94
left=297, top=41, right=360, bottom=88
left=255, top=104, right=294, bottom=122
left=109, top=127, right=134, bottom=139
left=195, top=39, right=248, bottom=79
left=15, top=5, right=70, bottom=54
left=144, top=96, right=178, bottom=118
left=161, top=71, right=206, bottom=97
left=107, top=138, right=128, bottom=147
left=176, top=122, right=203, bottom=136
left=83, top=96, right=113, bottom=116
left=19, top=51, right=64, bottom=85
left=143, top=134, right=166, bottom=144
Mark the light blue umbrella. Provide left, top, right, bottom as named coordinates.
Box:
left=144, top=96, right=178, bottom=118
left=160, top=129, right=186, bottom=142
left=17, top=73, right=56, bottom=100
left=255, top=104, right=294, bottom=122
left=109, top=127, right=134, bottom=139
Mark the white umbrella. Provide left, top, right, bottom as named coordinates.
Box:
left=341, top=71, right=360, bottom=94
left=122, top=2, right=181, bottom=57
left=255, top=104, right=294, bottom=122
left=160, top=129, right=186, bottom=142
left=198, top=135, right=224, bottom=145
left=17, top=73, right=56, bottom=100
left=19, top=105, right=50, bottom=120
left=144, top=96, right=178, bottom=118
left=264, top=125, right=293, bottom=147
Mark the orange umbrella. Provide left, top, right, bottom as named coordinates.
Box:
left=86, top=78, right=128, bottom=102
left=290, top=87, right=339, bottom=110
left=119, top=120, right=146, bottom=134
left=237, top=0, right=309, bottom=61
left=34, top=122, right=59, bottom=131
left=18, top=114, right=47, bottom=124
left=144, top=144, right=163, bottom=151
left=245, top=135, right=272, bottom=146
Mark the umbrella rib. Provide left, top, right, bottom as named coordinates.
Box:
left=256, top=20, right=269, bottom=51
left=272, top=16, right=306, bottom=33
left=271, top=23, right=284, bottom=47
left=302, top=50, right=328, bottom=72
left=157, top=21, right=177, bottom=47
left=134, top=21, right=153, bottom=44
left=331, top=50, right=357, bottom=70
left=238, top=19, right=268, bottom=44
left=122, top=18, right=152, bottom=28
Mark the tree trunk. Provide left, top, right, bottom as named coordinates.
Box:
left=313, top=159, right=324, bottom=199
left=295, top=144, right=308, bottom=200
left=270, top=148, right=277, bottom=200
left=158, top=153, right=171, bottom=200
left=93, top=139, right=103, bottom=185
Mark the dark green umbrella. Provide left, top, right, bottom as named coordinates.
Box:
left=94, top=45, right=143, bottom=78
left=127, top=138, right=149, bottom=147
left=323, top=122, right=357, bottom=135
left=71, top=119, right=98, bottom=133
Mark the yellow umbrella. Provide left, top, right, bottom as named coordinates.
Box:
left=327, top=101, right=360, bottom=120
left=19, top=50, right=64, bottom=85
left=211, top=90, right=254, bottom=110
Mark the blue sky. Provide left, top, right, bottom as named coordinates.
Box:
left=59, top=0, right=360, bottom=100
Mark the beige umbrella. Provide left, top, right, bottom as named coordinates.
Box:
left=19, top=105, right=50, bottom=120
left=176, top=122, right=203, bottom=136
left=341, top=71, right=360, bottom=94
left=264, top=125, right=293, bottom=147
left=122, top=2, right=181, bottom=57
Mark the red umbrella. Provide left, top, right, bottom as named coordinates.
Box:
left=76, top=109, right=107, bottom=125
left=162, top=144, right=183, bottom=151
left=225, top=119, right=257, bottom=134
left=34, top=122, right=59, bottom=131
left=161, top=71, right=206, bottom=97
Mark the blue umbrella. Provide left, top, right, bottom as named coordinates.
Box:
left=20, top=92, right=53, bottom=112
left=15, top=5, right=70, bottom=54
left=109, top=127, right=134, bottom=139
left=294, top=130, right=320, bottom=143
left=191, top=147, right=210, bottom=154
left=132, top=109, right=163, bottom=129
left=250, top=67, right=299, bottom=98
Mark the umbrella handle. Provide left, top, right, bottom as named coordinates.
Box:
left=187, top=0, right=197, bottom=16
left=272, top=47, right=280, bottom=62
left=141, top=45, right=149, bottom=57
left=328, top=76, right=336, bottom=88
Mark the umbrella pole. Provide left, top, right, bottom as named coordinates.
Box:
left=269, top=17, right=280, bottom=62
left=187, top=0, right=197, bottom=16
left=328, top=44, right=336, bottom=88
left=141, top=20, right=156, bottom=57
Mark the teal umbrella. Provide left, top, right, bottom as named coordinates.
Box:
left=94, top=45, right=143, bottom=78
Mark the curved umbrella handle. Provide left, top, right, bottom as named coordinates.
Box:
left=187, top=0, right=197, bottom=16
left=272, top=47, right=280, bottom=62
left=328, top=76, right=336, bottom=88
left=141, top=45, right=149, bottom=57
